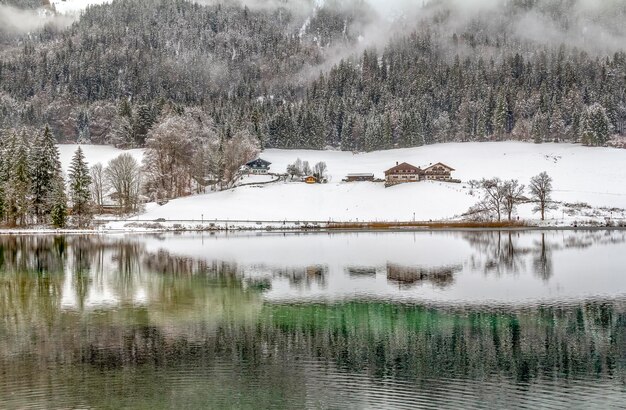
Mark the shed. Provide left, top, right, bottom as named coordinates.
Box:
left=346, top=173, right=375, bottom=182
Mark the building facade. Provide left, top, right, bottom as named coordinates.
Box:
left=245, top=158, right=271, bottom=174
left=384, top=162, right=422, bottom=186
left=345, top=173, right=375, bottom=182
left=423, top=163, right=455, bottom=181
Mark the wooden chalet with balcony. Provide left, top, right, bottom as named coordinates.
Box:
left=423, top=163, right=455, bottom=181
left=245, top=158, right=271, bottom=174
left=384, top=162, right=422, bottom=187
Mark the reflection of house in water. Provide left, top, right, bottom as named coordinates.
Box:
left=274, top=265, right=328, bottom=287
left=346, top=266, right=378, bottom=277
left=386, top=263, right=460, bottom=288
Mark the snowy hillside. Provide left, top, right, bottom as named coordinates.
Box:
left=84, top=142, right=626, bottom=225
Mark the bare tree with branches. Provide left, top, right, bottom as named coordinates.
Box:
left=90, top=163, right=107, bottom=213
left=529, top=172, right=556, bottom=220
left=502, top=179, right=526, bottom=221
left=105, top=154, right=142, bottom=214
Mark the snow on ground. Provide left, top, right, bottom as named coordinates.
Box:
left=108, top=142, right=626, bottom=225
left=58, top=144, right=144, bottom=175
left=50, top=0, right=110, bottom=14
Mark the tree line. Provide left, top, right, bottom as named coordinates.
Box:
left=0, top=112, right=259, bottom=228
left=0, top=0, right=624, bottom=152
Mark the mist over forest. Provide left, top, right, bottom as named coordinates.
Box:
left=0, top=0, right=625, bottom=150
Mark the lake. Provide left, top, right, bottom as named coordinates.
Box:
left=1, top=231, right=625, bottom=409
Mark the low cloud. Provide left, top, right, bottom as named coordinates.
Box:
left=0, top=5, right=74, bottom=34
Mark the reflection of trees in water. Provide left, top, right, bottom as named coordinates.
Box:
left=562, top=231, right=626, bottom=249
left=142, top=249, right=239, bottom=280
left=464, top=231, right=531, bottom=275
left=463, top=231, right=560, bottom=279
left=386, top=263, right=460, bottom=288
left=0, top=235, right=67, bottom=275
left=2, top=299, right=625, bottom=404
left=533, top=233, right=552, bottom=281
left=465, top=230, right=625, bottom=280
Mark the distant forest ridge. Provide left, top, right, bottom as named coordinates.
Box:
left=0, top=0, right=625, bottom=150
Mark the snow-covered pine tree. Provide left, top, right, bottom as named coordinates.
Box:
left=492, top=92, right=508, bottom=140
left=580, top=103, right=611, bottom=146
left=68, top=146, right=93, bottom=227
left=532, top=112, right=549, bottom=143
left=50, top=179, right=68, bottom=228
left=4, top=132, right=31, bottom=226
left=0, top=132, right=7, bottom=222
left=30, top=125, right=62, bottom=224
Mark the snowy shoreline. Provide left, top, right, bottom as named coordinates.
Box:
left=42, top=141, right=626, bottom=232
left=1, top=223, right=625, bottom=235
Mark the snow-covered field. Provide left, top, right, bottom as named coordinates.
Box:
left=58, top=142, right=626, bottom=227
left=132, top=142, right=626, bottom=224
left=58, top=144, right=143, bottom=175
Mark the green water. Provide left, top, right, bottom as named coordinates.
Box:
left=0, top=233, right=625, bottom=409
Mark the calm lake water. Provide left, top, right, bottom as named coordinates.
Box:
left=1, top=231, right=625, bottom=409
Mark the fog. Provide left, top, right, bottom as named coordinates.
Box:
left=2, top=0, right=626, bottom=55
left=0, top=4, right=73, bottom=34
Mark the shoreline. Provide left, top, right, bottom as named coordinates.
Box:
left=1, top=221, right=625, bottom=235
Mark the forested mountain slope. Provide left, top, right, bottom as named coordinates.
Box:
left=0, top=0, right=625, bottom=150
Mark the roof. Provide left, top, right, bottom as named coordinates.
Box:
left=347, top=173, right=375, bottom=177
left=384, top=162, right=421, bottom=175
left=246, top=158, right=272, bottom=167
left=424, top=162, right=455, bottom=171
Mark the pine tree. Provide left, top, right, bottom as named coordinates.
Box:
left=492, top=92, right=508, bottom=139
left=50, top=179, right=68, bottom=228
left=68, top=146, right=93, bottom=227
left=532, top=112, right=549, bottom=143
left=580, top=103, right=611, bottom=146
left=30, top=125, right=62, bottom=224
left=0, top=133, right=7, bottom=223
left=4, top=132, right=31, bottom=226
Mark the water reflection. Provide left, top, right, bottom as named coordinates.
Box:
left=1, top=232, right=626, bottom=408
left=386, top=263, right=460, bottom=288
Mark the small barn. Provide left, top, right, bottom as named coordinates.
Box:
left=304, top=176, right=318, bottom=184
left=345, top=173, right=375, bottom=182
left=245, top=158, right=272, bottom=174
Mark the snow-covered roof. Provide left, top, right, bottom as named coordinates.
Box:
left=385, top=162, right=421, bottom=175
left=424, top=162, right=455, bottom=171
left=246, top=158, right=271, bottom=167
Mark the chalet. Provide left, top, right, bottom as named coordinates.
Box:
left=245, top=158, right=271, bottom=174
left=304, top=175, right=318, bottom=184
left=345, top=173, right=375, bottom=182
left=384, top=162, right=422, bottom=186
left=423, top=162, right=455, bottom=181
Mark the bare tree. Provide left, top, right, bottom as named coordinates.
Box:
left=313, top=161, right=328, bottom=182
left=286, top=158, right=303, bottom=180
left=142, top=115, right=197, bottom=200
left=502, top=179, right=526, bottom=221
left=90, top=163, right=107, bottom=213
left=220, top=130, right=260, bottom=189
left=302, top=160, right=312, bottom=176
left=105, top=154, right=142, bottom=214
left=479, top=178, right=506, bottom=221
left=529, top=171, right=556, bottom=220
